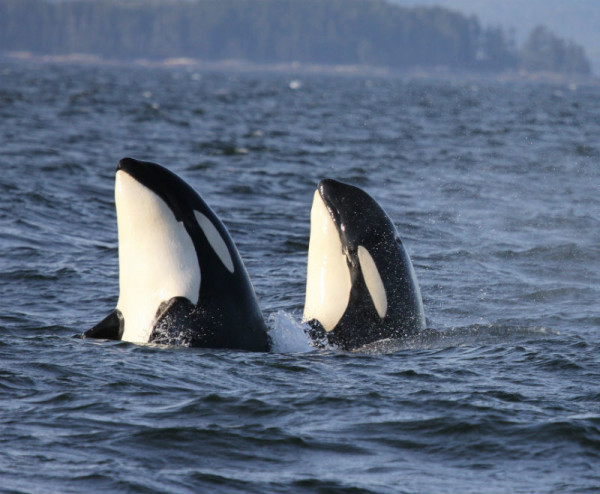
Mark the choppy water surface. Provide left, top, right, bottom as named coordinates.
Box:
left=0, top=60, right=599, bottom=493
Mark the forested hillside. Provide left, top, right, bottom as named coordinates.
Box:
left=391, top=0, right=600, bottom=73
left=0, top=0, right=592, bottom=75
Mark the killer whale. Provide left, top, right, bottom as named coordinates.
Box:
left=303, top=179, right=425, bottom=350
left=84, top=158, right=270, bottom=351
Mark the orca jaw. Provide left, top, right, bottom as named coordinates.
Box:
left=303, top=189, right=352, bottom=333
left=114, top=162, right=201, bottom=343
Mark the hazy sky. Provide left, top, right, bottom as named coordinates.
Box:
left=389, top=0, right=600, bottom=72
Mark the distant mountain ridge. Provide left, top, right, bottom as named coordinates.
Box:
left=0, top=0, right=592, bottom=77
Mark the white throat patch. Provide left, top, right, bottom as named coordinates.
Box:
left=303, top=191, right=351, bottom=332
left=115, top=171, right=201, bottom=343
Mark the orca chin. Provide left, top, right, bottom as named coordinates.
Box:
left=303, top=179, right=425, bottom=350
left=84, top=157, right=270, bottom=352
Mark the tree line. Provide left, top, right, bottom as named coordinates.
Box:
left=0, top=0, right=592, bottom=75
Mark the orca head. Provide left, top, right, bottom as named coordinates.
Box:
left=114, top=158, right=236, bottom=343
left=304, top=179, right=400, bottom=333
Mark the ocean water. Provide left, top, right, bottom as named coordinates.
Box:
left=0, top=60, right=599, bottom=493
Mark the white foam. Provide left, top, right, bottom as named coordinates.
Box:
left=268, top=311, right=313, bottom=353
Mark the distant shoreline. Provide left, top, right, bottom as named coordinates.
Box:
left=2, top=50, right=599, bottom=87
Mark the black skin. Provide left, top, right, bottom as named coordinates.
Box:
left=85, top=310, right=124, bottom=340
left=307, top=179, right=425, bottom=350
left=84, top=158, right=270, bottom=352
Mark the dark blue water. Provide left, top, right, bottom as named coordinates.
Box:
left=0, top=60, right=599, bottom=493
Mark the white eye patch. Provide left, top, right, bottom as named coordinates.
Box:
left=358, top=246, right=387, bottom=319
left=194, top=211, right=235, bottom=274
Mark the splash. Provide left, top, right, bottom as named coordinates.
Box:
left=267, top=311, right=314, bottom=353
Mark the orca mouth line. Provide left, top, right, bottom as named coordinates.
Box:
left=317, top=184, right=359, bottom=269
left=318, top=183, right=343, bottom=231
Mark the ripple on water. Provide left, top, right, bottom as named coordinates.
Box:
left=0, top=61, right=599, bottom=494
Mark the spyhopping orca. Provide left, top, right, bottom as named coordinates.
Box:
left=303, top=179, right=425, bottom=350
left=84, top=158, right=270, bottom=352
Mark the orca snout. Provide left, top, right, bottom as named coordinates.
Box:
left=317, top=178, right=341, bottom=198
left=116, top=157, right=142, bottom=173
left=318, top=178, right=361, bottom=206
left=116, top=157, right=165, bottom=189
